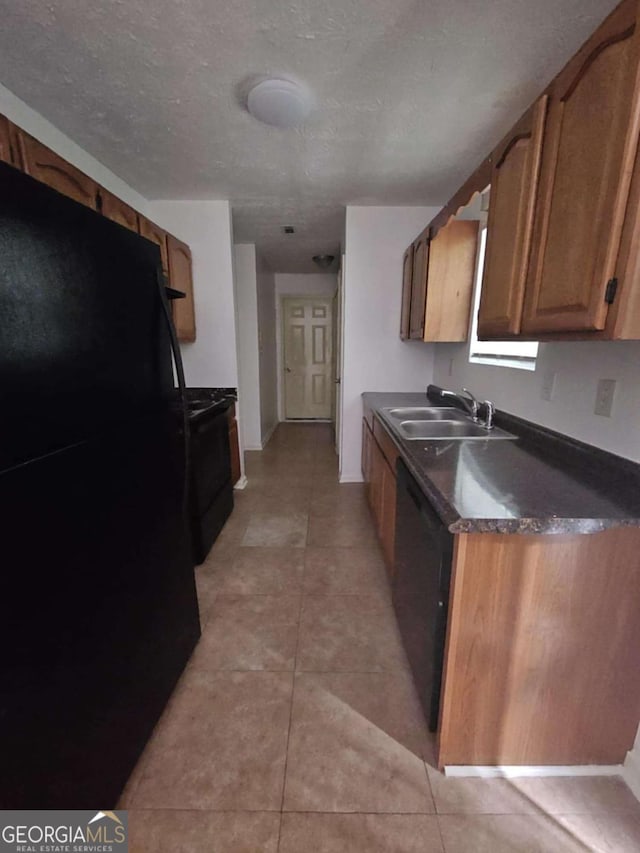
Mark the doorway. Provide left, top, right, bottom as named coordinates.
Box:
left=282, top=296, right=334, bottom=420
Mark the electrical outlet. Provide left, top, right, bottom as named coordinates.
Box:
left=594, top=378, right=617, bottom=417
left=448, top=358, right=454, bottom=377
left=541, top=370, right=556, bottom=402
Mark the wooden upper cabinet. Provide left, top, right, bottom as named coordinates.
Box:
left=99, top=188, right=139, bottom=232
left=0, top=115, right=20, bottom=167
left=167, top=234, right=196, bottom=343
left=409, top=229, right=429, bottom=339
left=522, top=0, right=640, bottom=334
left=400, top=244, right=414, bottom=340
left=138, top=216, right=169, bottom=277
left=15, top=130, right=98, bottom=209
left=424, top=218, right=479, bottom=342
left=478, top=97, right=548, bottom=338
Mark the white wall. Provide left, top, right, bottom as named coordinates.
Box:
left=149, top=201, right=238, bottom=390
left=433, top=340, right=640, bottom=463
left=275, top=273, right=338, bottom=421
left=0, top=83, right=149, bottom=214
left=256, top=253, right=278, bottom=444
left=233, top=244, right=262, bottom=450
left=275, top=273, right=338, bottom=299
left=340, top=206, right=440, bottom=482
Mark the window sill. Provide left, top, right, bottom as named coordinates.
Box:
left=469, top=355, right=537, bottom=371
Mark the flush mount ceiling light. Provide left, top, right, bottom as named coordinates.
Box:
left=247, top=79, right=312, bottom=128
left=312, top=254, right=335, bottom=269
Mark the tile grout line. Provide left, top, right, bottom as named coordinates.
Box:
left=276, top=556, right=305, bottom=852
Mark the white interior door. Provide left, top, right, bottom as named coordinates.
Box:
left=283, top=297, right=333, bottom=419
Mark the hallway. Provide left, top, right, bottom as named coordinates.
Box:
left=121, top=423, right=640, bottom=852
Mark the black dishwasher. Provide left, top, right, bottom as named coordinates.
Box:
left=393, top=459, right=454, bottom=731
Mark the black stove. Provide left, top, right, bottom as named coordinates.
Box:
left=186, top=387, right=236, bottom=418
left=184, top=387, right=237, bottom=564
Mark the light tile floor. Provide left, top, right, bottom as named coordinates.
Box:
left=121, top=423, right=640, bottom=852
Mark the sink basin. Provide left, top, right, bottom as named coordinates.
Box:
left=383, top=406, right=468, bottom=421
left=397, top=420, right=517, bottom=441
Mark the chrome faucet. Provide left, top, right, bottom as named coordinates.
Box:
left=441, top=387, right=480, bottom=420
left=440, top=387, right=495, bottom=429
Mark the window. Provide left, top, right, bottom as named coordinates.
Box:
left=468, top=227, right=538, bottom=370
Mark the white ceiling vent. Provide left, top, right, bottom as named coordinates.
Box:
left=247, top=79, right=312, bottom=128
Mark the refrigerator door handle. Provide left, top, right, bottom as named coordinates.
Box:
left=158, top=269, right=190, bottom=515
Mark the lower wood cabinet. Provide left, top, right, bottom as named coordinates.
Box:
left=438, top=526, right=640, bottom=767
left=361, top=417, right=373, bottom=482
left=363, top=415, right=397, bottom=579
left=379, top=455, right=396, bottom=571
left=227, top=404, right=241, bottom=487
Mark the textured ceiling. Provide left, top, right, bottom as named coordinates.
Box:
left=0, top=0, right=619, bottom=272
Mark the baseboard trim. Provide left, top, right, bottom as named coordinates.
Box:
left=233, top=475, right=248, bottom=490
left=624, top=748, right=640, bottom=801
left=444, top=765, right=624, bottom=779
left=261, top=422, right=278, bottom=448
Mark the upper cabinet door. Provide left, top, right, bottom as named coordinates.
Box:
left=478, top=97, right=547, bottom=338
left=16, top=130, right=98, bottom=209
left=100, top=188, right=139, bottom=232
left=138, top=216, right=169, bottom=278
left=522, top=0, right=640, bottom=334
left=0, top=115, right=19, bottom=167
left=424, top=219, right=479, bottom=342
left=167, top=234, right=196, bottom=343
left=409, top=229, right=429, bottom=339
left=399, top=244, right=414, bottom=340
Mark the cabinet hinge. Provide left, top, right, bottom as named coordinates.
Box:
left=604, top=277, right=618, bottom=305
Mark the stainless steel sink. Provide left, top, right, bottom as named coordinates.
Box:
left=396, top=420, right=517, bottom=441
left=383, top=406, right=468, bottom=421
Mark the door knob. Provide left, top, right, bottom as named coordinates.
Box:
left=286, top=367, right=292, bottom=373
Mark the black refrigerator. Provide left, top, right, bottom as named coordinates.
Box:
left=0, top=162, right=200, bottom=807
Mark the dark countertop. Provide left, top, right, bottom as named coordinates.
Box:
left=363, top=390, right=640, bottom=535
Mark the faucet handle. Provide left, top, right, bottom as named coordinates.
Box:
left=481, top=400, right=495, bottom=430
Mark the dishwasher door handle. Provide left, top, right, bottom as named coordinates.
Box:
left=403, top=479, right=445, bottom=534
